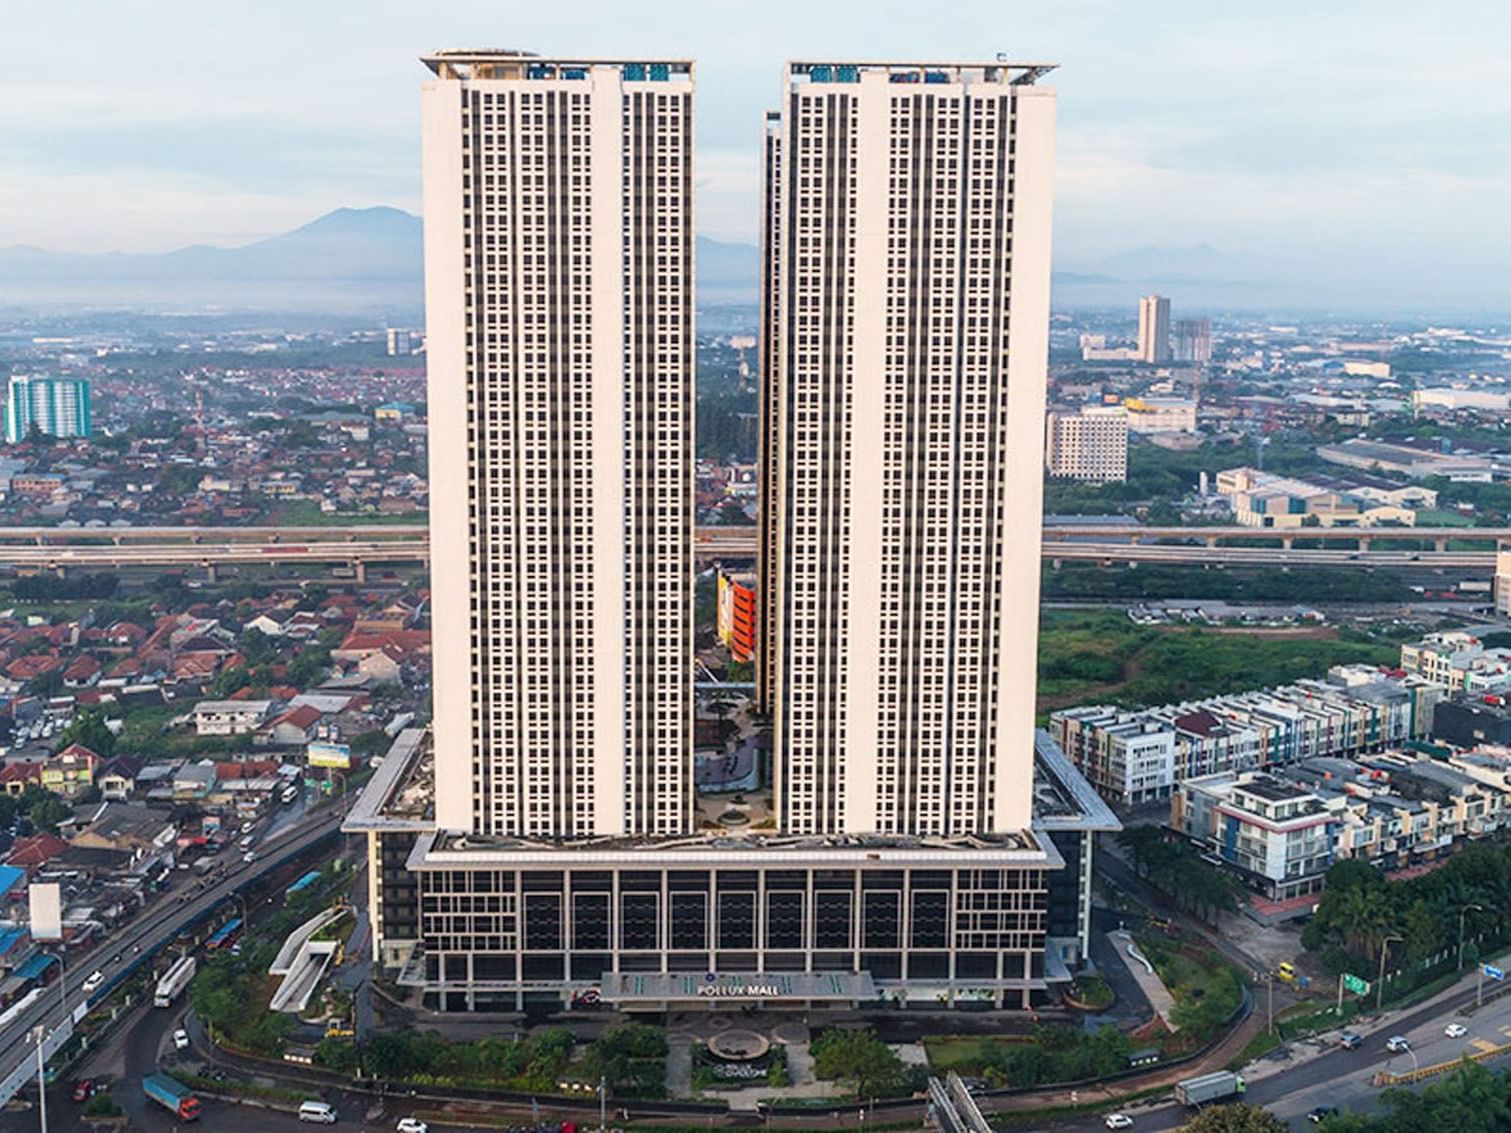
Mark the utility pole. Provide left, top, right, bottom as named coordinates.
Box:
left=1336, top=971, right=1344, bottom=1016
left=1459, top=903, right=1484, bottom=970
left=1266, top=971, right=1275, bottom=1035
left=598, top=1075, right=607, bottom=1133
left=1377, top=935, right=1404, bottom=1013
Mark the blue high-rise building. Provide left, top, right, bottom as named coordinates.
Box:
left=5, top=375, right=92, bottom=444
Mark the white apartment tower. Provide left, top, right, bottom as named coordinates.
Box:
left=1138, top=294, right=1172, bottom=364
left=761, top=61, right=1058, bottom=838
left=1045, top=405, right=1128, bottom=483
left=421, top=51, right=694, bottom=839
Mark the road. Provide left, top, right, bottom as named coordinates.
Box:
left=1048, top=970, right=1511, bottom=1132
left=0, top=804, right=344, bottom=1107
left=0, top=524, right=1501, bottom=570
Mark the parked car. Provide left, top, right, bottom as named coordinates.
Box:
left=242, top=851, right=257, bottom=863
left=71, top=1079, right=94, bottom=1103
left=1104, top=1117, right=1134, bottom=1130
left=397, top=1120, right=429, bottom=1133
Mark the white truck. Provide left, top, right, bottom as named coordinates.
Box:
left=153, top=955, right=197, bottom=1008
left=1174, top=1071, right=1245, bottom=1107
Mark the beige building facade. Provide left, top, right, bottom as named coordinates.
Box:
left=421, top=52, right=694, bottom=838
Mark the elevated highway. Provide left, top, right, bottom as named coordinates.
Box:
left=0, top=524, right=1501, bottom=573
left=0, top=808, right=342, bottom=1107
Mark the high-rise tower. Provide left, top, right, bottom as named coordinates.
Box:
left=760, top=61, right=1058, bottom=837
left=421, top=51, right=694, bottom=839
left=1138, top=294, right=1172, bottom=364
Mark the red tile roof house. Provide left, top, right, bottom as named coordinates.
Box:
left=5, top=832, right=69, bottom=873
left=63, top=655, right=103, bottom=689
left=258, top=704, right=324, bottom=747
left=5, top=656, right=63, bottom=684
left=0, top=763, right=41, bottom=796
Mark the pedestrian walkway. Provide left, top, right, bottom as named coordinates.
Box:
left=1109, top=930, right=1178, bottom=1030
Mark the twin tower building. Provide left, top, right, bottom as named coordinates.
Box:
left=351, top=51, right=1113, bottom=1015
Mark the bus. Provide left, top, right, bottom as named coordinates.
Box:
left=205, top=918, right=243, bottom=951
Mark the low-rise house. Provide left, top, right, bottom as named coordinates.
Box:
left=42, top=743, right=101, bottom=798
left=5, top=832, right=69, bottom=874
left=259, top=704, right=323, bottom=747
left=62, top=655, right=102, bottom=689
left=70, top=801, right=177, bottom=858
left=191, top=699, right=271, bottom=736
left=96, top=755, right=143, bottom=801
left=0, top=763, right=41, bottom=796
left=172, top=761, right=217, bottom=799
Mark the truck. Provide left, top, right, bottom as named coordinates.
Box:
left=143, top=1072, right=202, bottom=1122
left=1174, top=1071, right=1245, bottom=1107
left=153, top=955, right=197, bottom=1008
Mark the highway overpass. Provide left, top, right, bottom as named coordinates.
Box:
left=0, top=524, right=1502, bottom=573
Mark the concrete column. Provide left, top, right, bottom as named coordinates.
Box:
left=353, top=560, right=367, bottom=583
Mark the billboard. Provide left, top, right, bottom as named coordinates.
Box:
left=307, top=741, right=352, bottom=770
left=29, top=881, right=62, bottom=942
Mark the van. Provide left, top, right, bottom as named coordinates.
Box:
left=298, top=1100, right=338, bottom=1124
left=238, top=835, right=255, bottom=850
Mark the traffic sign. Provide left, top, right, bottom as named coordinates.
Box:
left=1484, top=964, right=1505, bottom=982
left=1343, top=973, right=1370, bottom=995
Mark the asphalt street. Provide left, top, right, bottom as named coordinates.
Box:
left=0, top=801, right=343, bottom=1113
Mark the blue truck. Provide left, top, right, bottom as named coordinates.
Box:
left=143, top=1072, right=202, bottom=1122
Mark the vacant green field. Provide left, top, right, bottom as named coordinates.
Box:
left=1037, top=609, right=1400, bottom=714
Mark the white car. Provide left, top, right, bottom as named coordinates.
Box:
left=81, top=970, right=103, bottom=993
left=1385, top=1035, right=1411, bottom=1052
left=397, top=1120, right=429, bottom=1133
left=243, top=851, right=257, bottom=863
left=1105, top=1116, right=1134, bottom=1131
left=1446, top=1023, right=1469, bottom=1038
left=173, top=1029, right=190, bottom=1050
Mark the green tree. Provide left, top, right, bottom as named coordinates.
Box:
left=1178, top=1103, right=1287, bottom=1132
left=810, top=1028, right=910, bottom=1099
left=56, top=708, right=116, bottom=757
left=1404, top=899, right=1439, bottom=967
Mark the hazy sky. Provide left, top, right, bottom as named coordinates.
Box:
left=3, top=1, right=1509, bottom=307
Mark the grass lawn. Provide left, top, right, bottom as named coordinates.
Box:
left=267, top=500, right=425, bottom=526
left=1036, top=609, right=1400, bottom=715
left=921, top=1035, right=1034, bottom=1073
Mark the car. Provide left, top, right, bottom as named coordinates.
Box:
left=81, top=970, right=103, bottom=993
left=71, top=1079, right=94, bottom=1103
left=1339, top=1032, right=1363, bottom=1049
left=237, top=835, right=255, bottom=850
left=1385, top=1036, right=1411, bottom=1052
left=1104, top=1117, right=1134, bottom=1131
left=1446, top=1023, right=1469, bottom=1038
left=173, top=1029, right=190, bottom=1050
left=397, top=1120, right=430, bottom=1133
left=243, top=851, right=257, bottom=863
left=1308, top=1107, right=1340, bottom=1125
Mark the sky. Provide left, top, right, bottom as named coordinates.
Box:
left=2, top=0, right=1509, bottom=310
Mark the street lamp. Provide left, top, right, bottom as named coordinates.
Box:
left=1377, top=933, right=1405, bottom=1012
left=31, top=1024, right=47, bottom=1133
left=1459, top=904, right=1485, bottom=970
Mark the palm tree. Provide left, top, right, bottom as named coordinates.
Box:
left=1335, top=885, right=1394, bottom=962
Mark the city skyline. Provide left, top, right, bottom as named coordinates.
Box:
left=3, top=2, right=1509, bottom=313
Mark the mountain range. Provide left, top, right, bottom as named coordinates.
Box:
left=0, top=207, right=1265, bottom=314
